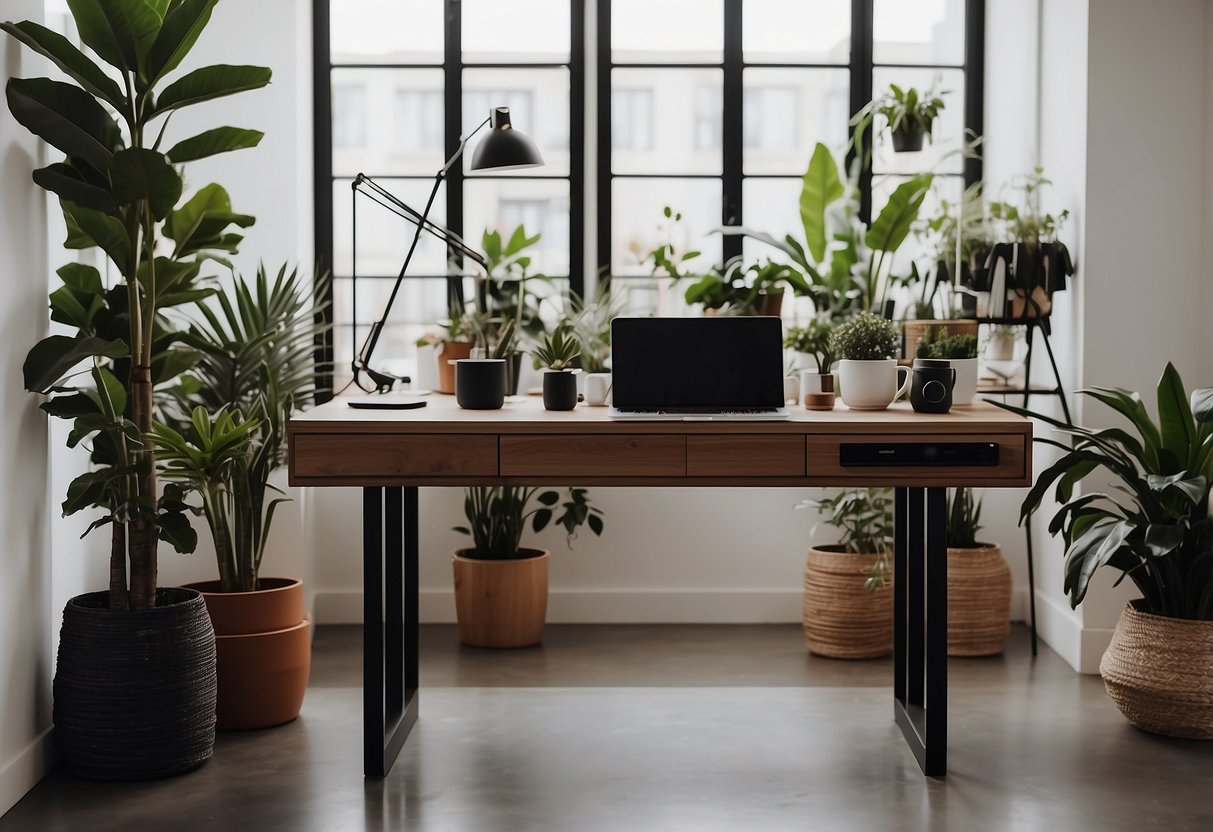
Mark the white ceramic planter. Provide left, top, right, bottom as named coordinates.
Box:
left=950, top=358, right=978, bottom=406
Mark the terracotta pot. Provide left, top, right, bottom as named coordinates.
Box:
left=1100, top=601, right=1213, bottom=739
left=901, top=318, right=979, bottom=360
left=54, top=588, right=216, bottom=780
left=436, top=340, right=473, bottom=394
left=802, top=545, right=893, bottom=659
left=453, top=549, right=549, bottom=648
left=184, top=578, right=311, bottom=731
left=947, top=544, right=1012, bottom=656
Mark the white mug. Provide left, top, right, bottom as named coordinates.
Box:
left=583, top=372, right=612, bottom=407
left=783, top=375, right=800, bottom=404
left=837, top=359, right=911, bottom=410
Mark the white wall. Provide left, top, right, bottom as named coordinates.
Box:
left=0, top=0, right=52, bottom=814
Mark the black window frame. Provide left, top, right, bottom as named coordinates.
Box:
left=312, top=0, right=585, bottom=400
left=596, top=0, right=986, bottom=277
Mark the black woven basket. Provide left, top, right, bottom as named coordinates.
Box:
left=53, top=588, right=217, bottom=780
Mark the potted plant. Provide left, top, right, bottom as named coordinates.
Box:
left=1006, top=364, right=1213, bottom=738
left=914, top=327, right=979, bottom=405
left=534, top=323, right=580, bottom=411
left=945, top=488, right=1011, bottom=656
left=479, top=225, right=549, bottom=394
left=682, top=258, right=806, bottom=316
left=797, top=489, right=894, bottom=658
left=453, top=487, right=605, bottom=647
left=5, top=1, right=269, bottom=777
left=985, top=324, right=1020, bottom=362
left=430, top=305, right=475, bottom=394
left=831, top=313, right=909, bottom=410
left=787, top=320, right=837, bottom=411
left=863, top=81, right=948, bottom=152
left=154, top=265, right=325, bottom=730
left=456, top=317, right=515, bottom=410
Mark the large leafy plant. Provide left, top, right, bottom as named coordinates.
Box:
left=5, top=0, right=270, bottom=610
left=154, top=266, right=329, bottom=593
left=798, top=488, right=894, bottom=589
left=455, top=487, right=605, bottom=560
left=1004, top=364, right=1213, bottom=620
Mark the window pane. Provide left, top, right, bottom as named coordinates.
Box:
left=612, top=89, right=654, bottom=151
left=744, top=0, right=850, bottom=64
left=464, top=179, right=571, bottom=277
left=612, top=0, right=722, bottom=64
left=742, top=68, right=849, bottom=175
left=333, top=178, right=451, bottom=278
left=462, top=0, right=570, bottom=63
left=335, top=275, right=458, bottom=325
left=873, top=0, right=965, bottom=66
left=463, top=68, right=570, bottom=177
left=332, top=69, right=445, bottom=177
left=330, top=0, right=443, bottom=65
left=741, top=178, right=804, bottom=264
left=871, top=68, right=965, bottom=175
left=611, top=68, right=723, bottom=175
left=612, top=178, right=723, bottom=280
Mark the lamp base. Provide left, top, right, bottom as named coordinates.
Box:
left=346, top=395, right=429, bottom=410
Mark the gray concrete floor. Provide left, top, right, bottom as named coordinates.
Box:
left=4, top=624, right=1212, bottom=831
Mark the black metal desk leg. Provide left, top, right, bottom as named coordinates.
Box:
left=894, top=486, right=949, bottom=777
left=363, top=486, right=420, bottom=777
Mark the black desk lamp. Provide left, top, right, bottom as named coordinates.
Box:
left=350, top=106, right=544, bottom=399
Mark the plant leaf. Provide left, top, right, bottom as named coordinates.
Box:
left=65, top=0, right=162, bottom=75
left=146, top=0, right=218, bottom=81
left=165, top=126, right=263, bottom=163
left=1156, top=362, right=1194, bottom=462
left=23, top=334, right=127, bottom=393
left=108, top=148, right=182, bottom=219
left=1142, top=523, right=1186, bottom=558
left=60, top=199, right=132, bottom=270
left=154, top=64, right=272, bottom=113
left=5, top=77, right=122, bottom=171
left=0, top=20, right=125, bottom=107
left=1192, top=388, right=1213, bottom=423
left=866, top=174, right=933, bottom=252
left=32, top=162, right=117, bottom=213
left=799, top=143, right=843, bottom=263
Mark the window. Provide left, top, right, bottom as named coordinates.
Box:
left=316, top=0, right=583, bottom=391
left=611, top=89, right=653, bottom=150
left=743, top=88, right=798, bottom=152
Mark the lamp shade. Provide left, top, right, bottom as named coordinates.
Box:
left=469, top=107, right=544, bottom=171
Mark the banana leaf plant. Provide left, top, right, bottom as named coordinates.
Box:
left=1001, top=363, right=1213, bottom=621
left=156, top=265, right=329, bottom=593
left=722, top=142, right=933, bottom=321
left=4, top=0, right=270, bottom=610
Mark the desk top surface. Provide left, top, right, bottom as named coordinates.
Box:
left=289, top=393, right=1031, bottom=436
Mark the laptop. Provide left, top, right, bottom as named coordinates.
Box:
left=608, top=317, right=790, bottom=421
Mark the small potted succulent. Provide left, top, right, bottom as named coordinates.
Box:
left=534, top=324, right=580, bottom=411
left=945, top=488, right=1011, bottom=656
left=914, top=327, right=979, bottom=405
left=455, top=316, right=515, bottom=410
left=797, top=489, right=895, bottom=658
left=787, top=320, right=837, bottom=411
left=831, top=313, right=909, bottom=410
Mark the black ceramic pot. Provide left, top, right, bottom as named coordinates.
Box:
left=542, top=371, right=578, bottom=411
left=54, top=588, right=217, bottom=780
left=504, top=352, right=523, bottom=396
left=891, top=126, right=926, bottom=152
left=910, top=358, right=955, bottom=414
left=455, top=359, right=506, bottom=409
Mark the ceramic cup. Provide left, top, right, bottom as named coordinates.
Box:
left=949, top=357, right=978, bottom=406
left=910, top=359, right=956, bottom=414
left=454, top=359, right=506, bottom=410
left=837, top=359, right=911, bottom=411
left=799, top=369, right=837, bottom=411
left=783, top=376, right=800, bottom=404
left=583, top=372, right=612, bottom=407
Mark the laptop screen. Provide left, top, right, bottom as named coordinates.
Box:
left=610, top=317, right=785, bottom=409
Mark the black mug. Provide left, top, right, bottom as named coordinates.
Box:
left=910, top=359, right=955, bottom=414
left=455, top=359, right=506, bottom=410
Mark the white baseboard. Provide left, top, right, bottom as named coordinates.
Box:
left=316, top=587, right=1035, bottom=627
left=0, top=729, right=55, bottom=818
left=1033, top=592, right=1113, bottom=674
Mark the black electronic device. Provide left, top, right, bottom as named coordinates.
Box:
left=839, top=442, right=1000, bottom=468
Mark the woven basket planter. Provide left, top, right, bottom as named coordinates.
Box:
left=54, top=588, right=217, bottom=780
left=947, top=544, right=1012, bottom=656
left=1100, top=601, right=1213, bottom=740
left=900, top=319, right=979, bottom=361
left=803, top=545, right=893, bottom=659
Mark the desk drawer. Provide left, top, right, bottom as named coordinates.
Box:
left=500, top=435, right=685, bottom=477
left=293, top=434, right=498, bottom=478
left=687, top=435, right=805, bottom=476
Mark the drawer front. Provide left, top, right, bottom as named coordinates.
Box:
left=293, top=434, right=498, bottom=478
left=686, top=435, right=806, bottom=477
left=806, top=433, right=1029, bottom=486
left=500, top=435, right=686, bottom=477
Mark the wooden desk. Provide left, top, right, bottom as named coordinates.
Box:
left=288, top=396, right=1032, bottom=778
